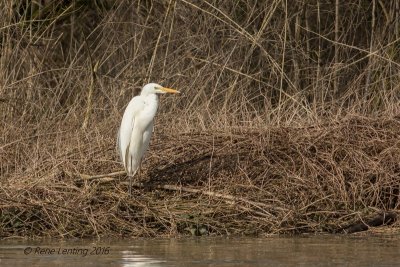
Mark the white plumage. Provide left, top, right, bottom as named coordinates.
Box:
left=117, top=83, right=179, bottom=194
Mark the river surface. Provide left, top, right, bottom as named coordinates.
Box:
left=0, top=235, right=399, bottom=266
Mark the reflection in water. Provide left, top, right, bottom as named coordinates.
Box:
left=0, top=235, right=400, bottom=266
left=120, top=249, right=165, bottom=267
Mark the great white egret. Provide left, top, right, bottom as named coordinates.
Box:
left=117, top=83, right=180, bottom=194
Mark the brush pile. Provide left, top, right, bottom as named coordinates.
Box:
left=1, top=116, right=399, bottom=237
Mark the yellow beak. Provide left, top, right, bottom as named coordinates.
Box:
left=161, top=87, right=180, bottom=94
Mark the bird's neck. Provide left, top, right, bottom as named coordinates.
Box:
left=143, top=93, right=158, bottom=101
left=143, top=94, right=159, bottom=110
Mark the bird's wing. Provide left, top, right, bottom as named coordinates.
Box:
left=141, top=120, right=154, bottom=160
left=118, top=96, right=144, bottom=172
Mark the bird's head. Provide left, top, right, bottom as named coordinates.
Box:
left=141, top=83, right=180, bottom=96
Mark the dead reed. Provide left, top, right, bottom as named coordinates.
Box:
left=0, top=1, right=399, bottom=237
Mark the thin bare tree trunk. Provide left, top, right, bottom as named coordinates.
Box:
left=365, top=0, right=376, bottom=96
left=334, top=0, right=340, bottom=96
left=315, top=0, right=322, bottom=110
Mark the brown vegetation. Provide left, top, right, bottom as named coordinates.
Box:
left=0, top=0, right=399, bottom=238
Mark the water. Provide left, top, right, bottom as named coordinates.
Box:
left=1, top=235, right=399, bottom=266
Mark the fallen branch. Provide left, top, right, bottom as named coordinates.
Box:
left=338, top=212, right=398, bottom=234
left=127, top=181, right=284, bottom=217
left=67, top=170, right=126, bottom=181
left=72, top=171, right=288, bottom=216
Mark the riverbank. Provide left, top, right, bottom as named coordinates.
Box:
left=1, top=115, right=399, bottom=238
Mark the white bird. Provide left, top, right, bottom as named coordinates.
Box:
left=117, top=83, right=180, bottom=194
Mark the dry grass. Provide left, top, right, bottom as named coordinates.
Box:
left=0, top=0, right=399, bottom=237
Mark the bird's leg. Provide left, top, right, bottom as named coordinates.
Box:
left=128, top=175, right=132, bottom=196
left=138, top=163, right=143, bottom=178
